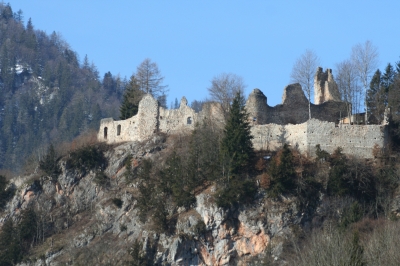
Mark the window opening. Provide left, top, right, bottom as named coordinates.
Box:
left=117, top=125, right=121, bottom=136
left=104, top=127, right=108, bottom=139
left=187, top=117, right=192, bottom=125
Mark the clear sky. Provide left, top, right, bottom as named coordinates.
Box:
left=8, top=1, right=400, bottom=106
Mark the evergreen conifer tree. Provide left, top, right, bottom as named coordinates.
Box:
left=269, top=144, right=296, bottom=197
left=220, top=91, right=254, bottom=177
left=367, top=69, right=385, bottom=122
left=0, top=219, right=20, bottom=265
left=39, top=144, right=61, bottom=179
left=120, top=75, right=142, bottom=120
left=174, top=98, right=179, bottom=109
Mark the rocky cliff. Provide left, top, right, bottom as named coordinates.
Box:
left=0, top=135, right=306, bottom=266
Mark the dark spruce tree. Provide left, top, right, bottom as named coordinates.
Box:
left=39, top=144, right=61, bottom=179
left=217, top=92, right=257, bottom=208
left=120, top=75, right=142, bottom=120
left=268, top=144, right=296, bottom=197
left=220, top=91, right=254, bottom=176
left=366, top=69, right=385, bottom=122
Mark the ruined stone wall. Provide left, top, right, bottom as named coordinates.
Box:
left=246, top=85, right=348, bottom=125
left=98, top=95, right=158, bottom=144
left=99, top=95, right=205, bottom=144
left=97, top=116, right=139, bottom=144
left=159, top=97, right=199, bottom=134
left=137, top=95, right=159, bottom=140
left=246, top=89, right=269, bottom=124
left=98, top=88, right=386, bottom=159
left=250, top=119, right=387, bottom=158
left=306, top=119, right=387, bottom=158
left=314, top=67, right=341, bottom=104
left=251, top=122, right=308, bottom=151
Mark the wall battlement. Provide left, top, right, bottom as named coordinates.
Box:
left=98, top=82, right=388, bottom=158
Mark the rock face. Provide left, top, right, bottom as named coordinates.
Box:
left=314, top=67, right=341, bottom=104
left=1, top=138, right=304, bottom=266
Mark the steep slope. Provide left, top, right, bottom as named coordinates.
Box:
left=0, top=134, right=304, bottom=265
left=0, top=3, right=123, bottom=171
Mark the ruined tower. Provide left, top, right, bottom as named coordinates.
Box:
left=314, top=67, right=341, bottom=104
left=246, top=89, right=268, bottom=124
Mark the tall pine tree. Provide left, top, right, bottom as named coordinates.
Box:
left=217, top=94, right=257, bottom=208
left=120, top=75, right=142, bottom=120
left=220, top=91, right=254, bottom=177
left=367, top=69, right=385, bottom=122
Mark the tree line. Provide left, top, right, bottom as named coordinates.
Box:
left=290, top=41, right=400, bottom=127
left=0, top=3, right=125, bottom=171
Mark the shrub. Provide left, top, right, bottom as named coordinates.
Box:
left=120, top=224, right=127, bottom=232
left=152, top=201, right=169, bottom=234
left=268, top=144, right=296, bottom=197
left=327, top=147, right=351, bottom=196
left=123, top=154, right=133, bottom=170
left=39, top=144, right=61, bottom=179
left=129, top=240, right=150, bottom=266
left=327, top=148, right=377, bottom=203
left=94, top=171, right=109, bottom=187
left=216, top=178, right=257, bottom=208
left=0, top=219, right=21, bottom=265
left=0, top=175, right=14, bottom=210
left=291, top=227, right=365, bottom=266
left=112, top=198, right=123, bottom=208
left=258, top=173, right=271, bottom=189
left=339, top=201, right=364, bottom=229
left=315, top=144, right=330, bottom=162
left=194, top=220, right=206, bottom=236
left=66, top=144, right=107, bottom=173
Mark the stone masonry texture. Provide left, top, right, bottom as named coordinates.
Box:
left=99, top=78, right=388, bottom=159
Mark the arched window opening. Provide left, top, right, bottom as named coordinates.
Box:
left=187, top=117, right=192, bottom=125
left=104, top=127, right=108, bottom=139
left=117, top=125, right=121, bottom=136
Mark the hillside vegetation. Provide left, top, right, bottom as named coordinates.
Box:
left=0, top=91, right=399, bottom=265
left=2, top=2, right=400, bottom=265
left=0, top=3, right=123, bottom=171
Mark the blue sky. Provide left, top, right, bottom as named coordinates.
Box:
left=8, top=1, right=400, bottom=106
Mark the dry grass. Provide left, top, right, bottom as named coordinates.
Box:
left=288, top=218, right=400, bottom=266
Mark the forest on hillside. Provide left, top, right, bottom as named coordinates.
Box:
left=0, top=3, right=124, bottom=171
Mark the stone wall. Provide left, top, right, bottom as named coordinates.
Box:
left=98, top=86, right=387, bottom=158
left=98, top=95, right=204, bottom=144
left=246, top=84, right=348, bottom=125
left=314, top=67, right=341, bottom=104
left=158, top=97, right=199, bottom=134
left=251, top=119, right=387, bottom=158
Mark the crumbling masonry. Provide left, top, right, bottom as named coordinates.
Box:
left=98, top=68, right=389, bottom=158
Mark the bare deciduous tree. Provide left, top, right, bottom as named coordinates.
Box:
left=290, top=49, right=320, bottom=120
left=351, top=40, right=379, bottom=124
left=335, top=59, right=361, bottom=122
left=207, top=73, right=246, bottom=119
left=135, top=58, right=168, bottom=106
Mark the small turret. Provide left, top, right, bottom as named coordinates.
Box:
left=314, top=67, right=341, bottom=104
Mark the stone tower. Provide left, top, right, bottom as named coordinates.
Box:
left=246, top=89, right=268, bottom=124
left=314, top=67, right=341, bottom=104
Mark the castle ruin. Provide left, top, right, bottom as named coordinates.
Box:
left=314, top=67, right=341, bottom=104
left=98, top=68, right=389, bottom=158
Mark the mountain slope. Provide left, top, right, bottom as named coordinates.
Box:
left=0, top=3, right=123, bottom=171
